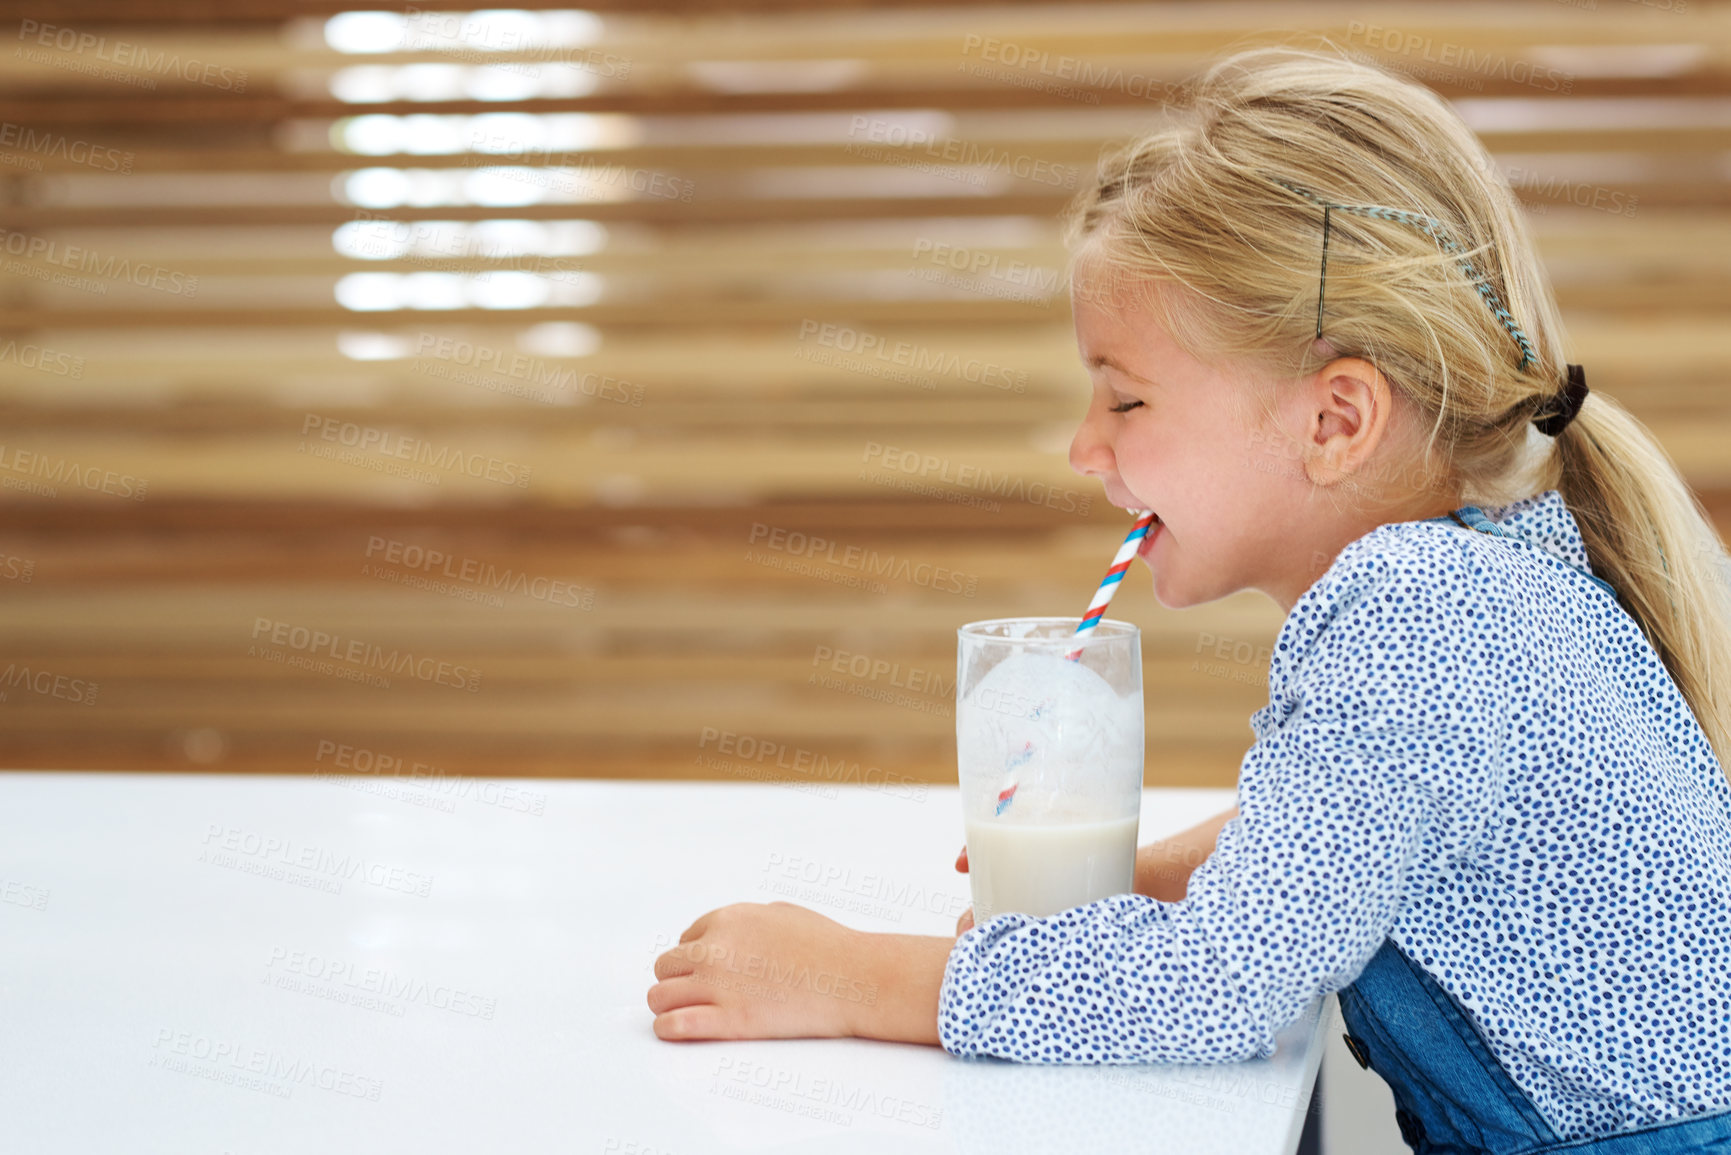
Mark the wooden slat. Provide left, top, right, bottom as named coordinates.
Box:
left=11, top=73, right=1731, bottom=125
left=20, top=126, right=1731, bottom=178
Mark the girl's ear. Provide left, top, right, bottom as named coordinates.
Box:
left=1301, top=357, right=1394, bottom=489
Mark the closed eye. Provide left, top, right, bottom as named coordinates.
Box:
left=1108, top=399, right=1144, bottom=413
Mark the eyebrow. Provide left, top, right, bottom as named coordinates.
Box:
left=1085, top=353, right=1153, bottom=384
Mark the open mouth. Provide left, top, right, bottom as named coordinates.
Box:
left=1136, top=512, right=1162, bottom=559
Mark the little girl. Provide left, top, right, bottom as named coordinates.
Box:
left=648, top=47, right=1731, bottom=1151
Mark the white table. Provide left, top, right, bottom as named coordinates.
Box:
left=0, top=772, right=1327, bottom=1153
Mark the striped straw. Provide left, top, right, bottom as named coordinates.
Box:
left=996, top=508, right=1155, bottom=815
left=1066, top=509, right=1156, bottom=660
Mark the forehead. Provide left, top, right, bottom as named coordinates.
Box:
left=1070, top=269, right=1175, bottom=365
left=1068, top=264, right=1234, bottom=398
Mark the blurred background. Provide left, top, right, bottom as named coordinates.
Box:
left=1, top=3, right=1727, bottom=785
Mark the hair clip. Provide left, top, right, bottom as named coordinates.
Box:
left=1275, top=180, right=1537, bottom=373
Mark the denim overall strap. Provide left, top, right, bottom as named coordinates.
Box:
left=1337, top=937, right=1560, bottom=1154
left=1428, top=506, right=1620, bottom=603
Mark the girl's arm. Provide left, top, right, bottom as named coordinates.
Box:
left=859, top=804, right=1244, bottom=1045
left=649, top=806, right=1243, bottom=1048
left=1134, top=805, right=1239, bottom=903
left=850, top=931, right=953, bottom=1046
left=857, top=806, right=1242, bottom=1045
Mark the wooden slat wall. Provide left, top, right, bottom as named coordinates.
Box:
left=2, top=1, right=1728, bottom=786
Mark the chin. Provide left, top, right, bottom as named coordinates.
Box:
left=1150, top=570, right=1229, bottom=611
left=1150, top=572, right=1197, bottom=610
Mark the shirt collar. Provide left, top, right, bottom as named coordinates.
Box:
left=1469, top=489, right=1596, bottom=577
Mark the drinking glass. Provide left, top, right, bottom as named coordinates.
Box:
left=956, top=617, right=1143, bottom=923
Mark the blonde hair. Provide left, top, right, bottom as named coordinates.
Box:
left=1062, top=45, right=1731, bottom=775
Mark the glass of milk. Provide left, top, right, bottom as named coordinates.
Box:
left=956, top=617, right=1143, bottom=924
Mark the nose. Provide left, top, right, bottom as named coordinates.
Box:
left=1069, top=402, right=1115, bottom=479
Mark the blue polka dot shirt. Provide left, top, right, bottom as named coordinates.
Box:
left=939, top=489, right=1731, bottom=1140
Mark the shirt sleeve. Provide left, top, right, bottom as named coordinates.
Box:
left=937, top=542, right=1511, bottom=1063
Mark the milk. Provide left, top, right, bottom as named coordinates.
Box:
left=965, top=813, right=1140, bottom=923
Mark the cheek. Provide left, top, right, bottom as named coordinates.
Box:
left=1112, top=419, right=1172, bottom=475
left=1115, top=429, right=1201, bottom=503
left=1111, top=435, right=1155, bottom=478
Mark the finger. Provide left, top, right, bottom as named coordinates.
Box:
left=652, top=1003, right=737, bottom=1041
left=956, top=845, right=969, bottom=873
left=956, top=907, right=975, bottom=935
left=652, top=946, right=697, bottom=981
left=677, top=912, right=713, bottom=944
left=647, top=975, right=715, bottom=1016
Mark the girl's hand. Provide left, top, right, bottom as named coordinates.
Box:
left=954, top=845, right=975, bottom=935
left=1135, top=806, right=1239, bottom=903
left=648, top=901, right=875, bottom=1042
left=648, top=902, right=963, bottom=1047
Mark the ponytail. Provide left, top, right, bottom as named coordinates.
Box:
left=1545, top=394, right=1731, bottom=775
